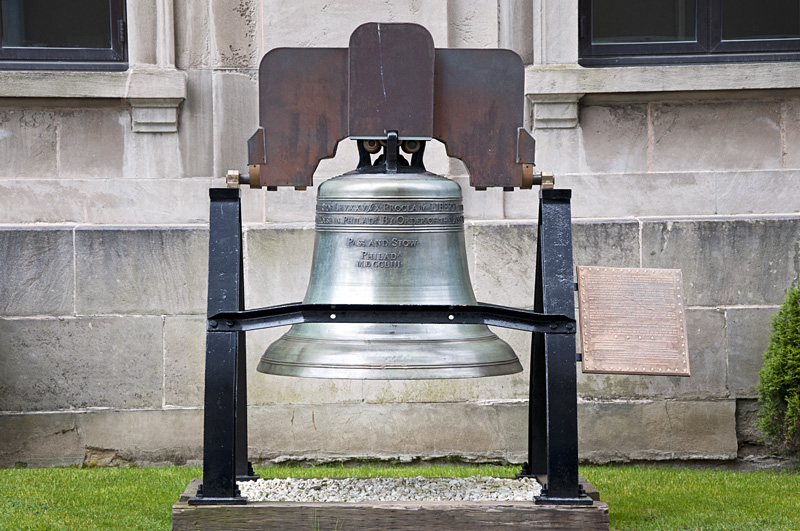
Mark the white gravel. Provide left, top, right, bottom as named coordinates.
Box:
left=239, top=476, right=542, bottom=502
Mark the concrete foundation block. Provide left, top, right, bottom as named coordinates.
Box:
left=470, top=222, right=537, bottom=308
left=726, top=307, right=775, bottom=399
left=578, top=309, right=728, bottom=400
left=164, top=315, right=206, bottom=407
left=651, top=101, right=782, bottom=172
left=641, top=218, right=800, bottom=306
left=75, top=228, right=208, bottom=314
left=573, top=221, right=640, bottom=268
left=0, top=317, right=163, bottom=411
left=578, top=399, right=738, bottom=462
left=579, top=104, right=649, bottom=174
left=77, top=409, right=203, bottom=465
left=0, top=110, right=58, bottom=179
left=0, top=229, right=73, bottom=316
left=0, top=413, right=84, bottom=468
left=59, top=109, right=126, bottom=179
left=247, top=401, right=526, bottom=464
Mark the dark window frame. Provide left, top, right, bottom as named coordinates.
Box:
left=0, top=0, right=127, bottom=71
left=579, top=0, right=800, bottom=66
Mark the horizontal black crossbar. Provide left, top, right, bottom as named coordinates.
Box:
left=208, top=302, right=575, bottom=334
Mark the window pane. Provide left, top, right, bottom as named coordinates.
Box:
left=593, top=0, right=697, bottom=43
left=1, top=0, right=111, bottom=48
left=722, top=0, right=800, bottom=40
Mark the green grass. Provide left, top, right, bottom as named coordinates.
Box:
left=0, top=464, right=798, bottom=530
left=582, top=465, right=800, bottom=531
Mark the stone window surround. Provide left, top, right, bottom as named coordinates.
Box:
left=526, top=0, right=800, bottom=129
left=0, top=0, right=185, bottom=133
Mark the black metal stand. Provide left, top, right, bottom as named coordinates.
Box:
left=189, top=187, right=588, bottom=506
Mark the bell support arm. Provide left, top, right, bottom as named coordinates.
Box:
left=208, top=303, right=575, bottom=335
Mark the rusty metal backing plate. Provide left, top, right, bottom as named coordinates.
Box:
left=434, top=49, right=526, bottom=188
left=348, top=23, right=434, bottom=139
left=253, top=47, right=348, bottom=188
left=576, top=266, right=690, bottom=376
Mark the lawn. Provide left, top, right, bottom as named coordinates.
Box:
left=0, top=464, right=797, bottom=530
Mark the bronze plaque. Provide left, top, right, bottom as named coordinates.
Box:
left=576, top=266, right=690, bottom=376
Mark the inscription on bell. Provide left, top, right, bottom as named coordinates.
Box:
left=347, top=238, right=419, bottom=247
left=318, top=201, right=462, bottom=213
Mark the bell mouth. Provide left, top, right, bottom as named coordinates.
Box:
left=258, top=323, right=522, bottom=379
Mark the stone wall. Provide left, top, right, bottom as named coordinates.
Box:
left=1, top=1, right=798, bottom=468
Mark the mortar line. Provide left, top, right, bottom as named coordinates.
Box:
left=646, top=101, right=654, bottom=172
left=780, top=100, right=787, bottom=170
left=72, top=227, right=77, bottom=316
left=162, top=315, right=167, bottom=409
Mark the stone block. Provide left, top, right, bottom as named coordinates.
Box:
left=0, top=110, right=58, bottom=178
left=178, top=69, right=215, bottom=178
left=263, top=187, right=318, bottom=224
left=578, top=309, right=728, bottom=400
left=260, top=1, right=448, bottom=50
left=0, top=413, right=84, bottom=468
left=0, top=229, right=73, bottom=316
left=0, top=178, right=218, bottom=225
left=470, top=222, right=537, bottom=308
left=573, top=221, right=640, bottom=268
left=84, top=179, right=214, bottom=224
left=641, top=218, right=800, bottom=306
left=59, top=109, right=126, bottom=179
left=245, top=327, right=364, bottom=405
left=75, top=228, right=208, bottom=314
left=212, top=71, right=259, bottom=180
left=505, top=173, right=718, bottom=220
left=0, top=317, right=163, bottom=411
left=121, top=119, right=181, bottom=179
left=78, top=409, right=203, bottom=465
left=784, top=100, right=800, bottom=169
left=247, top=401, right=526, bottom=463
left=453, top=178, right=505, bottom=220
left=651, top=101, right=782, bottom=172
left=175, top=1, right=212, bottom=69
left=211, top=0, right=260, bottom=68
left=715, top=170, right=800, bottom=215
left=244, top=226, right=315, bottom=308
left=579, top=104, right=649, bottom=174
left=578, top=399, right=738, bottom=462
left=726, top=307, right=775, bottom=398
left=164, top=315, right=206, bottom=407
left=447, top=0, right=498, bottom=48
left=127, top=0, right=157, bottom=65
left=735, top=398, right=767, bottom=453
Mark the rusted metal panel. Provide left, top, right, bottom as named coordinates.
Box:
left=348, top=23, right=435, bottom=139
left=576, top=266, right=690, bottom=376
left=434, top=48, right=527, bottom=188
left=253, top=47, right=348, bottom=188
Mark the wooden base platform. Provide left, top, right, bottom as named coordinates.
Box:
left=172, top=478, right=610, bottom=530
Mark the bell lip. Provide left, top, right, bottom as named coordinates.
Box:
left=256, top=358, right=523, bottom=379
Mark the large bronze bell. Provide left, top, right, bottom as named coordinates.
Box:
left=257, top=162, right=522, bottom=379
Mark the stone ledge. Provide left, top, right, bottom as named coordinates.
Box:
left=526, top=62, right=800, bottom=98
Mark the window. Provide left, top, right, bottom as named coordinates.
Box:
left=0, top=0, right=126, bottom=70
left=579, top=0, right=800, bottom=65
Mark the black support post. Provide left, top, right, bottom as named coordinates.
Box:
left=189, top=189, right=250, bottom=505
left=521, top=189, right=590, bottom=505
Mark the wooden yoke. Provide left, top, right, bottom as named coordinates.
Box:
left=247, top=22, right=535, bottom=190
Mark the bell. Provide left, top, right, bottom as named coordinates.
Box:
left=257, top=168, right=522, bottom=379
